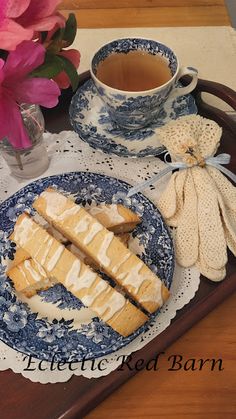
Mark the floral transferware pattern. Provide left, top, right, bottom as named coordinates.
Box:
left=0, top=172, right=174, bottom=362
left=70, top=79, right=197, bottom=158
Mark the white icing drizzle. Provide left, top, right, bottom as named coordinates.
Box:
left=97, top=232, right=114, bottom=267
left=118, top=261, right=145, bottom=292
left=65, top=261, right=97, bottom=292
left=57, top=206, right=80, bottom=221
left=82, top=281, right=108, bottom=306
left=83, top=223, right=103, bottom=245
left=76, top=270, right=97, bottom=291
left=34, top=235, right=48, bottom=259
left=40, top=237, right=53, bottom=265
left=41, top=191, right=68, bottom=217
left=95, top=291, right=125, bottom=321
left=65, top=259, right=81, bottom=289
left=18, top=266, right=28, bottom=284
left=14, top=217, right=39, bottom=246
left=47, top=245, right=64, bottom=272
left=41, top=191, right=80, bottom=221
left=118, top=261, right=163, bottom=305
left=89, top=204, right=125, bottom=223
left=139, top=281, right=163, bottom=306
left=74, top=216, right=91, bottom=234
left=117, top=272, right=127, bottom=280
left=111, top=253, right=131, bottom=274
left=33, top=260, right=47, bottom=278
left=23, top=260, right=42, bottom=283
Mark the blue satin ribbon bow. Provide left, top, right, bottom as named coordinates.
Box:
left=127, top=153, right=236, bottom=198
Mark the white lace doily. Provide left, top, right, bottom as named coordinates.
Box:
left=0, top=131, right=200, bottom=383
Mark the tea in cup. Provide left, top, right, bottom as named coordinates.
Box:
left=90, top=38, right=198, bottom=130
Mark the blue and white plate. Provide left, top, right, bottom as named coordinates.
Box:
left=0, top=172, right=174, bottom=362
left=70, top=79, right=197, bottom=158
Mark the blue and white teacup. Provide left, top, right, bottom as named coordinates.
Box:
left=90, top=38, right=198, bottom=130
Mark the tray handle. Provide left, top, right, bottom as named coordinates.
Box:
left=184, top=77, right=236, bottom=135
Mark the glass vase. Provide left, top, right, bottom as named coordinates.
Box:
left=0, top=104, right=49, bottom=179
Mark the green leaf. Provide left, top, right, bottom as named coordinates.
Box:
left=57, top=55, right=79, bottom=91
left=31, top=53, right=64, bottom=79
left=52, top=27, right=65, bottom=42
left=62, top=13, right=77, bottom=47
left=46, top=28, right=65, bottom=54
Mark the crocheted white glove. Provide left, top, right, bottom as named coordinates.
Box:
left=157, top=115, right=236, bottom=281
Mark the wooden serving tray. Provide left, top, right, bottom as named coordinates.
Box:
left=1, top=72, right=236, bottom=419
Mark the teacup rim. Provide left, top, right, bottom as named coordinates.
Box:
left=90, top=36, right=180, bottom=96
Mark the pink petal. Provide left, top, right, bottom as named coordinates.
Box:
left=0, top=18, right=33, bottom=50
left=13, top=78, right=61, bottom=108
left=18, top=0, right=62, bottom=21
left=3, top=41, right=45, bottom=80
left=0, top=59, right=5, bottom=82
left=59, top=49, right=81, bottom=69
left=6, top=0, right=31, bottom=18
left=0, top=93, right=31, bottom=149
left=0, top=59, right=4, bottom=70
left=53, top=71, right=71, bottom=89
left=0, top=0, right=7, bottom=22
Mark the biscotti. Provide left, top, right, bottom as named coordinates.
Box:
left=10, top=213, right=148, bottom=336
left=10, top=223, right=130, bottom=273
left=8, top=258, right=51, bottom=297
left=117, top=233, right=130, bottom=247
left=67, top=233, right=130, bottom=272
left=88, top=204, right=140, bottom=233
left=8, top=247, right=30, bottom=270
left=33, top=188, right=170, bottom=313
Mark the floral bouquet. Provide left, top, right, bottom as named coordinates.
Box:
left=0, top=0, right=80, bottom=150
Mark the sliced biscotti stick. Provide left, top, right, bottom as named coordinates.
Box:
left=9, top=226, right=68, bottom=269
left=10, top=214, right=148, bottom=336
left=116, top=232, right=130, bottom=247
left=67, top=233, right=130, bottom=271
left=46, top=225, right=69, bottom=244
left=10, top=215, right=131, bottom=270
left=8, top=258, right=51, bottom=297
left=33, top=188, right=170, bottom=313
left=88, top=204, right=140, bottom=233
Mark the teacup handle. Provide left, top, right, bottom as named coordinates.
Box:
left=169, top=66, right=198, bottom=99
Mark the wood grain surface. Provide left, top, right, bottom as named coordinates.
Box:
left=86, top=292, right=236, bottom=419
left=59, top=0, right=226, bottom=9
left=59, top=0, right=231, bottom=27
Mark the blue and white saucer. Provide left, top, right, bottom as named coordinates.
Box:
left=70, top=79, right=197, bottom=158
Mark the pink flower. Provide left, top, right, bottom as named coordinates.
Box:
left=0, top=0, right=65, bottom=51
left=54, top=49, right=81, bottom=89
left=0, top=41, right=60, bottom=149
